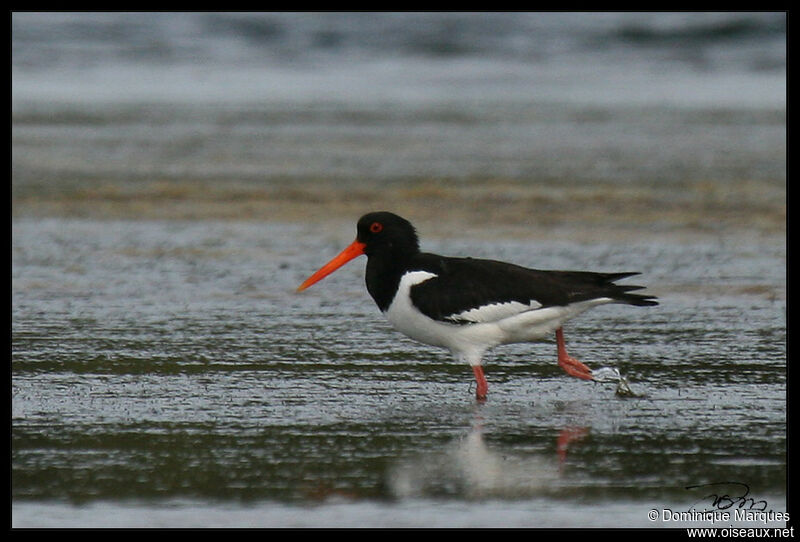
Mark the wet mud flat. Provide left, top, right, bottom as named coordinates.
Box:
left=11, top=215, right=786, bottom=527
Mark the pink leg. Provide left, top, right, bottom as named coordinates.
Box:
left=472, top=365, right=489, bottom=401
left=556, top=327, right=593, bottom=380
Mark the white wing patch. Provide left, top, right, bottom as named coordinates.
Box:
left=445, top=299, right=543, bottom=324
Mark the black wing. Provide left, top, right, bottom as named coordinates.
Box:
left=407, top=253, right=657, bottom=324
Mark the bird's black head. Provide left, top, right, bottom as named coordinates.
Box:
left=297, top=211, right=420, bottom=292
left=356, top=211, right=420, bottom=258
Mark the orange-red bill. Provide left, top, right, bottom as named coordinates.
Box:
left=296, top=240, right=366, bottom=292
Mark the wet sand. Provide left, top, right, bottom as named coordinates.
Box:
left=11, top=174, right=786, bottom=244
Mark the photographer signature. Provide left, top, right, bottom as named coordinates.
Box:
left=685, top=482, right=768, bottom=512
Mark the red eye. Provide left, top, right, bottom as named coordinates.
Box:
left=370, top=222, right=383, bottom=233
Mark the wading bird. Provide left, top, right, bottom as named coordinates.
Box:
left=297, top=212, right=657, bottom=401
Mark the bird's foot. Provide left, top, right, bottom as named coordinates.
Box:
left=555, top=327, right=594, bottom=381
left=558, top=354, right=594, bottom=381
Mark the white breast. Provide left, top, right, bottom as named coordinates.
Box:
left=385, top=271, right=453, bottom=349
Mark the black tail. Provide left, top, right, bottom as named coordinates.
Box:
left=562, top=271, right=658, bottom=307
left=605, top=272, right=658, bottom=306
left=614, top=289, right=659, bottom=307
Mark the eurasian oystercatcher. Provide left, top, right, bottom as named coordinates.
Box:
left=297, top=211, right=657, bottom=400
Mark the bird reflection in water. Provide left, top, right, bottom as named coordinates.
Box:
left=389, top=422, right=590, bottom=499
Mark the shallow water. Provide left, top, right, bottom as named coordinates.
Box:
left=11, top=219, right=786, bottom=527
